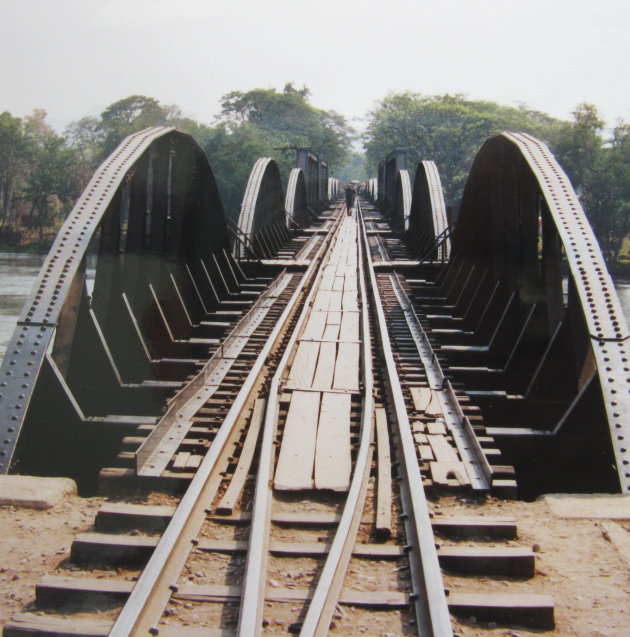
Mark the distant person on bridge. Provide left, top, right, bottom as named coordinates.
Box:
left=345, top=184, right=356, bottom=216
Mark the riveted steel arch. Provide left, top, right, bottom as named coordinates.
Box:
left=454, top=131, right=630, bottom=492
left=392, top=169, right=412, bottom=231
left=0, top=127, right=230, bottom=480
left=408, top=161, right=451, bottom=261
left=236, top=157, right=289, bottom=259
left=285, top=168, right=309, bottom=228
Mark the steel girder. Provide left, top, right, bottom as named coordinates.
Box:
left=0, top=127, right=230, bottom=480
left=452, top=132, right=630, bottom=492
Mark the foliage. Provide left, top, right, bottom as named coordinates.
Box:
left=217, top=84, right=353, bottom=171
left=363, top=92, right=560, bottom=207
left=0, top=109, right=78, bottom=243
left=201, top=122, right=295, bottom=221
left=0, top=111, right=32, bottom=236
left=1, top=90, right=629, bottom=267
left=336, top=152, right=368, bottom=184
left=206, top=84, right=353, bottom=218
left=552, top=107, right=630, bottom=263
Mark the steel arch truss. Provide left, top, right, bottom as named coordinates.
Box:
left=285, top=168, right=310, bottom=228
left=432, top=132, right=630, bottom=493
left=0, top=127, right=245, bottom=485
left=235, top=158, right=294, bottom=260
left=392, top=169, right=412, bottom=231
left=406, top=161, right=451, bottom=262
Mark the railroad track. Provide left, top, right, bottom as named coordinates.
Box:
left=3, top=201, right=554, bottom=637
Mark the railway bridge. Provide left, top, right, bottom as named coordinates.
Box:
left=0, top=126, right=628, bottom=636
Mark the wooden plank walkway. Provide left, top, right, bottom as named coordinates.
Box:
left=275, top=216, right=361, bottom=491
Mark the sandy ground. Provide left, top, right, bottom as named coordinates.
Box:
left=0, top=494, right=629, bottom=636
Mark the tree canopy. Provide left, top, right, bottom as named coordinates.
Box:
left=0, top=89, right=629, bottom=267
left=363, top=92, right=560, bottom=207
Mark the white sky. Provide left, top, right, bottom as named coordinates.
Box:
left=1, top=0, right=629, bottom=134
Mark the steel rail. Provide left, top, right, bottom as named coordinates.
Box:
left=359, top=202, right=453, bottom=637
left=109, top=211, right=340, bottom=635
left=135, top=270, right=292, bottom=475
left=388, top=272, right=492, bottom=490
left=236, top=204, right=345, bottom=636
left=298, top=212, right=375, bottom=636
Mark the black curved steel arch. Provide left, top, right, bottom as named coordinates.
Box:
left=407, top=161, right=451, bottom=261
left=0, top=127, right=230, bottom=482
left=235, top=157, right=291, bottom=259
left=452, top=132, right=630, bottom=492
left=392, top=169, right=412, bottom=231
left=285, top=168, right=309, bottom=228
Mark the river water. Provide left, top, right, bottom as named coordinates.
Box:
left=1, top=252, right=630, bottom=363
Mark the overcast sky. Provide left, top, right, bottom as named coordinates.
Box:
left=2, top=0, right=629, bottom=134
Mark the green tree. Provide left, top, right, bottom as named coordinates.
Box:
left=202, top=122, right=293, bottom=221
left=23, top=113, right=77, bottom=241
left=217, top=85, right=353, bottom=169
left=364, top=93, right=559, bottom=208
left=0, top=111, right=32, bottom=237
left=337, top=152, right=368, bottom=183
left=551, top=103, right=604, bottom=197
left=65, top=117, right=104, bottom=192
left=98, top=95, right=171, bottom=155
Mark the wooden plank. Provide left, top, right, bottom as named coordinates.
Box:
left=70, top=533, right=156, bottom=566
left=342, top=290, right=358, bottom=311
left=216, top=398, right=265, bottom=514
left=333, top=276, right=345, bottom=291
left=326, top=311, right=342, bottom=325
left=319, top=274, right=335, bottom=291
left=185, top=454, right=203, bottom=469
left=339, top=311, right=360, bottom=342
left=328, top=290, right=342, bottom=311
left=314, top=392, right=351, bottom=490
left=344, top=275, right=358, bottom=292
left=411, top=421, right=426, bottom=433
left=4, top=613, right=114, bottom=637
left=95, top=503, right=175, bottom=533
left=172, top=452, right=190, bottom=469
left=431, top=461, right=470, bottom=487
left=208, top=511, right=340, bottom=525
left=427, top=421, right=447, bottom=435
left=438, top=546, right=535, bottom=577
left=302, top=311, right=327, bottom=340
left=432, top=516, right=517, bottom=539
left=447, top=593, right=555, bottom=629
left=426, top=390, right=444, bottom=417
left=4, top=613, right=231, bottom=637
left=333, top=342, right=360, bottom=391
left=312, top=341, right=337, bottom=389
left=427, top=434, right=459, bottom=462
left=312, top=290, right=331, bottom=311
left=274, top=391, right=320, bottom=490
left=322, top=322, right=340, bottom=341
left=418, top=444, right=434, bottom=461
left=196, top=539, right=404, bottom=558
left=410, top=386, right=432, bottom=412
left=286, top=341, right=320, bottom=388
left=375, top=408, right=392, bottom=537
left=174, top=584, right=409, bottom=608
